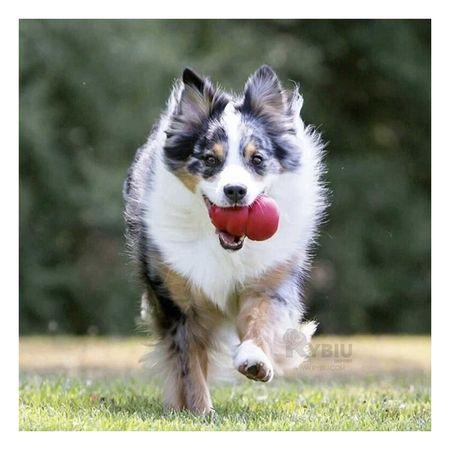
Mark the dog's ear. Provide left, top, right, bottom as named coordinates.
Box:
left=243, top=66, right=301, bottom=171
left=177, top=67, right=225, bottom=127
left=164, top=69, right=229, bottom=170
left=182, top=67, right=205, bottom=93
left=242, top=65, right=286, bottom=116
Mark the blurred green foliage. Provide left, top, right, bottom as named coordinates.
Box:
left=19, top=19, right=430, bottom=335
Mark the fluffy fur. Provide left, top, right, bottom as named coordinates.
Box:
left=123, top=65, right=326, bottom=414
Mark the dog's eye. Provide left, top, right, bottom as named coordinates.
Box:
left=251, top=155, right=264, bottom=166
left=204, top=155, right=219, bottom=167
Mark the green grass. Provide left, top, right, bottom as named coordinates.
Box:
left=19, top=374, right=430, bottom=431
left=19, top=336, right=431, bottom=431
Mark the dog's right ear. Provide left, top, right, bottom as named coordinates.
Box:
left=177, top=67, right=215, bottom=127
left=164, top=69, right=229, bottom=170
left=182, top=67, right=205, bottom=93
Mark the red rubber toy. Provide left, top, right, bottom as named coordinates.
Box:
left=208, top=195, right=279, bottom=241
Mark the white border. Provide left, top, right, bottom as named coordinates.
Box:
left=11, top=0, right=432, bottom=19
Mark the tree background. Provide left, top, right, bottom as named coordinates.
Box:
left=19, top=19, right=431, bottom=335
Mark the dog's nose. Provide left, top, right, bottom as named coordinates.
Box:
left=223, top=184, right=247, bottom=203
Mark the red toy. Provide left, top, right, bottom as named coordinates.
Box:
left=208, top=195, right=279, bottom=241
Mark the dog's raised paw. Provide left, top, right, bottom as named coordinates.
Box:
left=234, top=340, right=274, bottom=382
left=238, top=360, right=273, bottom=382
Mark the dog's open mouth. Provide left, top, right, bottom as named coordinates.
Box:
left=203, top=195, right=246, bottom=251
left=217, top=231, right=245, bottom=251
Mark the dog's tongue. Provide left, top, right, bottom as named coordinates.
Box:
left=208, top=195, right=279, bottom=241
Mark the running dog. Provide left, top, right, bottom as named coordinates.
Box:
left=123, top=65, right=326, bottom=414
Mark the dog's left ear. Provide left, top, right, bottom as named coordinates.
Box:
left=243, top=65, right=302, bottom=171
left=242, top=65, right=286, bottom=116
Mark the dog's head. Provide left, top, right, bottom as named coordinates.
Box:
left=164, top=65, right=303, bottom=250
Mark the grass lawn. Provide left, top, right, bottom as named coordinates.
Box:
left=19, top=336, right=431, bottom=431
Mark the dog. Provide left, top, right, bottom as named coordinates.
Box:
left=123, top=65, right=326, bottom=414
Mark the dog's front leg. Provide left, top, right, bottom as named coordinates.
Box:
left=162, top=315, right=213, bottom=415
left=233, top=296, right=275, bottom=382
